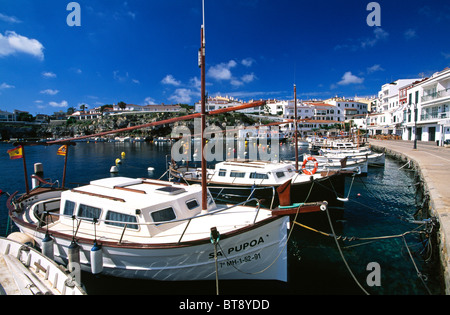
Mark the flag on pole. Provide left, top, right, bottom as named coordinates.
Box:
left=7, top=146, right=23, bottom=160
left=57, top=145, right=67, bottom=156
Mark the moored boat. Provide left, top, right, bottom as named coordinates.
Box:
left=169, top=159, right=346, bottom=210
left=7, top=176, right=293, bottom=282
left=0, top=235, right=86, bottom=295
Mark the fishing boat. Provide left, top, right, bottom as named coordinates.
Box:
left=319, top=146, right=385, bottom=166
left=0, top=235, right=86, bottom=295
left=302, top=154, right=368, bottom=175
left=169, top=158, right=346, bottom=209
left=6, top=175, right=300, bottom=282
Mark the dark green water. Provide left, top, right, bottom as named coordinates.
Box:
left=0, top=141, right=444, bottom=295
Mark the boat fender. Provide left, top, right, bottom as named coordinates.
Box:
left=110, top=166, right=119, bottom=173
left=90, top=242, right=103, bottom=275
left=301, top=157, right=318, bottom=176
left=7, top=232, right=35, bottom=247
left=42, top=233, right=54, bottom=260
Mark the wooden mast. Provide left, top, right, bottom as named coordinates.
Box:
left=200, top=10, right=207, bottom=211
left=294, top=84, right=298, bottom=171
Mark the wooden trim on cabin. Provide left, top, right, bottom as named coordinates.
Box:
left=113, top=186, right=147, bottom=194
left=71, top=189, right=126, bottom=202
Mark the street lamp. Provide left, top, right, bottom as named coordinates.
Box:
left=413, top=103, right=417, bottom=149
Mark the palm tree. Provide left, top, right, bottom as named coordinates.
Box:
left=80, top=104, right=87, bottom=113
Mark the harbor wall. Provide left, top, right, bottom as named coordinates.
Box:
left=370, top=142, right=450, bottom=294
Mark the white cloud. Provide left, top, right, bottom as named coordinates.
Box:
left=161, top=74, right=181, bottom=86
left=0, top=13, right=21, bottom=24
left=42, top=71, right=56, bottom=78
left=169, top=88, right=199, bottom=104
left=241, top=73, right=256, bottom=83
left=0, top=82, right=14, bottom=89
left=49, top=100, right=68, bottom=108
left=337, top=72, right=364, bottom=85
left=144, top=96, right=156, bottom=105
left=241, top=57, right=255, bottom=67
left=367, top=64, right=384, bottom=74
left=361, top=27, right=389, bottom=48
left=0, top=31, right=44, bottom=60
left=404, top=29, right=417, bottom=40
left=230, top=79, right=244, bottom=87
left=71, top=68, right=82, bottom=74
left=207, top=60, right=237, bottom=81
left=113, top=70, right=129, bottom=82
left=40, top=89, right=59, bottom=95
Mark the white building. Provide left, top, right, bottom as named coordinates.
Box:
left=194, top=95, right=264, bottom=115
left=368, top=78, right=421, bottom=136
left=402, top=68, right=450, bottom=145
left=0, top=110, right=16, bottom=122
left=265, top=99, right=287, bottom=115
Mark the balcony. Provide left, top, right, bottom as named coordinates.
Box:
left=420, top=111, right=450, bottom=122
left=421, top=88, right=450, bottom=103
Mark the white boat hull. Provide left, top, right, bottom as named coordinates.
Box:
left=18, top=216, right=288, bottom=282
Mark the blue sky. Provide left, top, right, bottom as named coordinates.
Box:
left=0, top=0, right=449, bottom=115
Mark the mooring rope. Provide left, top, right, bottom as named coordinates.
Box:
left=213, top=180, right=317, bottom=278
left=324, top=207, right=370, bottom=295
left=294, top=218, right=434, bottom=294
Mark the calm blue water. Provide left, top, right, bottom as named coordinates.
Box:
left=0, top=141, right=444, bottom=295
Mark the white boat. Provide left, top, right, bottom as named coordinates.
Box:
left=7, top=177, right=290, bottom=282
left=302, top=154, right=368, bottom=175
left=319, top=147, right=385, bottom=166
left=291, top=140, right=309, bottom=147
left=169, top=159, right=346, bottom=210
left=0, top=235, right=86, bottom=295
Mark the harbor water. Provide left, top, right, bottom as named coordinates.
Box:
left=0, top=141, right=444, bottom=294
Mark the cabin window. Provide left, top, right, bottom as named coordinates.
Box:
left=275, top=171, right=285, bottom=178
left=249, top=172, right=269, bottom=179
left=218, top=169, right=227, bottom=176
left=63, top=200, right=76, bottom=216
left=186, top=199, right=199, bottom=210
left=151, top=207, right=176, bottom=223
left=230, top=171, right=246, bottom=178
left=105, top=211, right=138, bottom=230
left=78, top=204, right=102, bottom=221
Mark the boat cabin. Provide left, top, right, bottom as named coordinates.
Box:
left=210, top=160, right=296, bottom=185
left=57, top=177, right=214, bottom=240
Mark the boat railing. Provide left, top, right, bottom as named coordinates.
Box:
left=40, top=197, right=264, bottom=244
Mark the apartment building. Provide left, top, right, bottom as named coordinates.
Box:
left=402, top=68, right=450, bottom=145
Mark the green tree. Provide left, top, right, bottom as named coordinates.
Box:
left=118, top=101, right=127, bottom=110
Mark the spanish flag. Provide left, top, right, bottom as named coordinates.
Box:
left=7, top=146, right=23, bottom=160
left=57, top=145, right=67, bottom=156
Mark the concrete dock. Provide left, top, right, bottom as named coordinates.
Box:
left=369, top=139, right=450, bottom=294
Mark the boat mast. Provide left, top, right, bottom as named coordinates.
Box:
left=294, top=84, right=299, bottom=171
left=200, top=0, right=207, bottom=211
